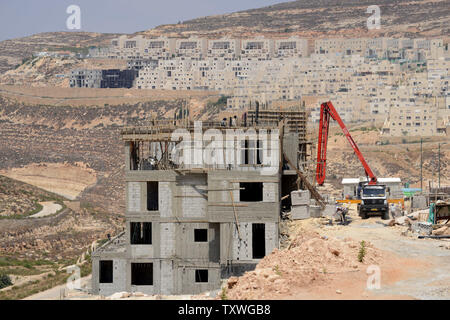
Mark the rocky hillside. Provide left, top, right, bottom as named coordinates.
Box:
left=141, top=0, right=449, bottom=39
left=0, top=32, right=121, bottom=74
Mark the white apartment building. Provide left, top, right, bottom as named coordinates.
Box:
left=207, top=38, right=241, bottom=60
left=102, top=36, right=445, bottom=63
left=382, top=102, right=441, bottom=136
left=146, top=37, right=176, bottom=59
left=241, top=37, right=274, bottom=60
left=110, top=35, right=148, bottom=59
left=313, top=37, right=445, bottom=61
left=365, top=38, right=384, bottom=57
left=343, top=38, right=367, bottom=56
left=130, top=37, right=447, bottom=132
left=88, top=47, right=111, bottom=58
left=275, top=37, right=308, bottom=58
left=315, top=38, right=344, bottom=55
left=176, top=37, right=207, bottom=59
left=309, top=93, right=369, bottom=123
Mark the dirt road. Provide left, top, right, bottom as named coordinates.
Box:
left=298, top=213, right=450, bottom=299
left=23, top=276, right=92, bottom=300
left=29, top=201, right=62, bottom=218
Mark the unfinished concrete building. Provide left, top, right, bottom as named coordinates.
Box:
left=92, top=105, right=310, bottom=295
left=69, top=69, right=102, bottom=88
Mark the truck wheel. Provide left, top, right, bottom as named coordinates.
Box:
left=382, top=209, right=390, bottom=220
left=361, top=210, right=368, bottom=219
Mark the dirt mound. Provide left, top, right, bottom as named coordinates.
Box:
left=226, top=230, right=381, bottom=299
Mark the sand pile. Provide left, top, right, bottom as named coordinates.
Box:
left=226, top=230, right=381, bottom=299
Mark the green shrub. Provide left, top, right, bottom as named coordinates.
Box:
left=220, top=287, right=228, bottom=300
left=358, top=241, right=366, bottom=263
left=0, top=274, right=12, bottom=289
left=273, top=265, right=282, bottom=276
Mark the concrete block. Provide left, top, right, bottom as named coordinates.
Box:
left=412, top=195, right=427, bottom=209
left=291, top=205, right=310, bottom=220
left=322, top=204, right=336, bottom=217
left=127, top=182, right=141, bottom=212
left=291, top=190, right=310, bottom=206
left=310, top=205, right=322, bottom=218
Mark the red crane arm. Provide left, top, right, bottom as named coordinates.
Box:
left=316, top=101, right=377, bottom=186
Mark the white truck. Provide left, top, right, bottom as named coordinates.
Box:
left=358, top=184, right=389, bottom=220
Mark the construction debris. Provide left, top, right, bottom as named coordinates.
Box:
left=433, top=225, right=450, bottom=236
left=387, top=215, right=413, bottom=227
left=411, top=221, right=433, bottom=236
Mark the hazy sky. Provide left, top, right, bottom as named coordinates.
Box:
left=0, top=0, right=286, bottom=41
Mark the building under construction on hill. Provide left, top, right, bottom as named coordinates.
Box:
left=91, top=102, right=318, bottom=295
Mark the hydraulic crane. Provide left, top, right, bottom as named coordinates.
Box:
left=316, top=101, right=377, bottom=186
left=315, top=101, right=390, bottom=220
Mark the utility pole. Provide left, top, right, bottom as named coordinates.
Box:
left=420, top=138, right=423, bottom=192
left=438, top=143, right=440, bottom=189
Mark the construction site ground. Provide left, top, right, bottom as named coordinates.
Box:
left=27, top=204, right=450, bottom=300
left=278, top=209, right=450, bottom=300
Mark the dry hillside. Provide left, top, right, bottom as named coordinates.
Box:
left=140, top=0, right=450, bottom=39
left=0, top=173, right=123, bottom=300
left=0, top=57, right=127, bottom=87
left=0, top=32, right=121, bottom=74
left=1, top=1, right=448, bottom=76
left=0, top=90, right=219, bottom=215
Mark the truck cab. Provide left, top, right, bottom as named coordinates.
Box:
left=358, top=184, right=390, bottom=220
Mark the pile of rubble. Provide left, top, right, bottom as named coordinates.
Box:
left=225, top=230, right=381, bottom=299
left=385, top=205, right=450, bottom=238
